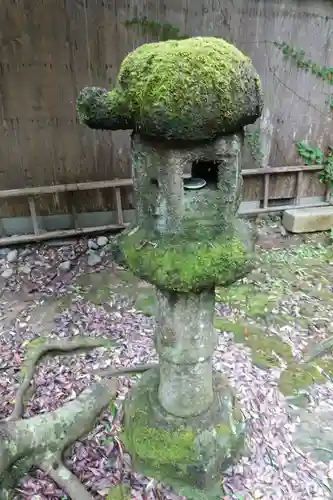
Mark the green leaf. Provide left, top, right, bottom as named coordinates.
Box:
left=109, top=401, right=118, bottom=420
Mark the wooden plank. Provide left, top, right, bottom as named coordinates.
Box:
left=242, top=165, right=323, bottom=176
left=295, top=171, right=303, bottom=205
left=325, top=185, right=332, bottom=203
left=115, top=187, right=124, bottom=225
left=28, top=196, right=40, bottom=235
left=240, top=201, right=330, bottom=216
left=263, top=174, right=270, bottom=208
left=0, top=178, right=133, bottom=199
left=68, top=192, right=79, bottom=230
left=0, top=223, right=130, bottom=247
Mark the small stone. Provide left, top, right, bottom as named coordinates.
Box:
left=280, top=225, right=287, bottom=237
left=6, top=249, right=18, bottom=263
left=87, top=252, right=102, bottom=267
left=58, top=260, right=72, bottom=272
left=21, top=265, right=31, bottom=275
left=20, top=249, right=31, bottom=258
left=97, top=236, right=108, bottom=247
left=1, top=268, right=13, bottom=279
left=0, top=248, right=10, bottom=257
left=88, top=239, right=99, bottom=250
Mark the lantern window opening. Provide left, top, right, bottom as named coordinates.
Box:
left=190, top=160, right=218, bottom=189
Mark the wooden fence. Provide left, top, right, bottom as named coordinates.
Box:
left=0, top=165, right=329, bottom=246
left=0, top=0, right=332, bottom=231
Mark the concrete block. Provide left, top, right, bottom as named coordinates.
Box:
left=282, top=206, right=333, bottom=233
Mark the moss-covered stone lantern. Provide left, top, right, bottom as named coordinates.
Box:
left=77, top=36, right=263, bottom=499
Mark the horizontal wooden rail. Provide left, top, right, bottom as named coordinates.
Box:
left=0, top=178, right=133, bottom=246
left=0, top=165, right=329, bottom=246
left=0, top=178, right=134, bottom=199
left=242, top=165, right=323, bottom=176
left=240, top=201, right=331, bottom=216
left=0, top=224, right=130, bottom=246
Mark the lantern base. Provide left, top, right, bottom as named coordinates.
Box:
left=121, top=367, right=245, bottom=499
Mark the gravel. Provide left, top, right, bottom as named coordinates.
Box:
left=0, top=233, right=332, bottom=499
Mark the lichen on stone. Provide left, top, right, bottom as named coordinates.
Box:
left=122, top=367, right=244, bottom=497
left=76, top=37, right=263, bottom=141
left=117, top=227, right=254, bottom=293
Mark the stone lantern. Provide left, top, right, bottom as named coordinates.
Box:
left=77, top=36, right=263, bottom=499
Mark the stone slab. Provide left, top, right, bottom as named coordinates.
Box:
left=282, top=206, right=333, bottom=233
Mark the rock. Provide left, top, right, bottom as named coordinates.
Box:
left=283, top=206, right=333, bottom=233
left=58, top=260, right=72, bottom=272
left=87, top=252, right=102, bottom=267
left=1, top=268, right=13, bottom=279
left=6, top=249, right=18, bottom=263
left=20, top=249, right=32, bottom=258
left=88, top=239, right=99, bottom=250
left=21, top=265, right=31, bottom=275
left=280, top=225, right=287, bottom=237
left=0, top=248, right=10, bottom=257
left=97, top=235, right=108, bottom=247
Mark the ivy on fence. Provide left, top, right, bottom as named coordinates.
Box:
left=274, top=41, right=333, bottom=111
left=296, top=141, right=333, bottom=190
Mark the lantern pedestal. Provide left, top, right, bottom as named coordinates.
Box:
left=122, top=288, right=245, bottom=498
left=122, top=366, right=245, bottom=500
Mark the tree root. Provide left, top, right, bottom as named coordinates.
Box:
left=95, top=362, right=158, bottom=378
left=40, top=455, right=94, bottom=500
left=0, top=335, right=155, bottom=499
left=9, top=336, right=115, bottom=421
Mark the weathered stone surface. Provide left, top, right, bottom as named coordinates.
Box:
left=7, top=249, right=18, bottom=263
left=282, top=206, right=333, bottom=233
left=122, top=367, right=245, bottom=499
left=77, top=33, right=262, bottom=498
left=117, top=134, right=256, bottom=293
left=76, top=37, right=263, bottom=141
left=87, top=252, right=102, bottom=267
left=156, top=289, right=216, bottom=417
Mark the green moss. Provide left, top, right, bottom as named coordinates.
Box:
left=279, top=363, right=325, bottom=395
left=134, top=294, right=156, bottom=316
left=130, top=426, right=196, bottom=466
left=279, top=359, right=333, bottom=396
left=214, top=318, right=293, bottom=369
left=118, top=228, right=253, bottom=292
left=76, top=86, right=132, bottom=131
left=122, top=391, right=198, bottom=476
left=216, top=283, right=275, bottom=318
left=77, top=37, right=263, bottom=140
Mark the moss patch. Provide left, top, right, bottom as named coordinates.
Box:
left=118, top=228, right=253, bottom=293
left=129, top=425, right=196, bottom=466
left=216, top=283, right=276, bottom=318
left=122, top=382, right=199, bottom=480
left=279, top=359, right=333, bottom=396
left=279, top=363, right=325, bottom=396
left=134, top=294, right=156, bottom=316
left=214, top=318, right=293, bottom=369
left=122, top=368, right=244, bottom=497
left=77, top=37, right=263, bottom=140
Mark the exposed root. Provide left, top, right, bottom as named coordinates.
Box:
left=41, top=454, right=94, bottom=500
left=95, top=362, right=157, bottom=378
left=9, top=336, right=114, bottom=421
left=0, top=336, right=156, bottom=498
